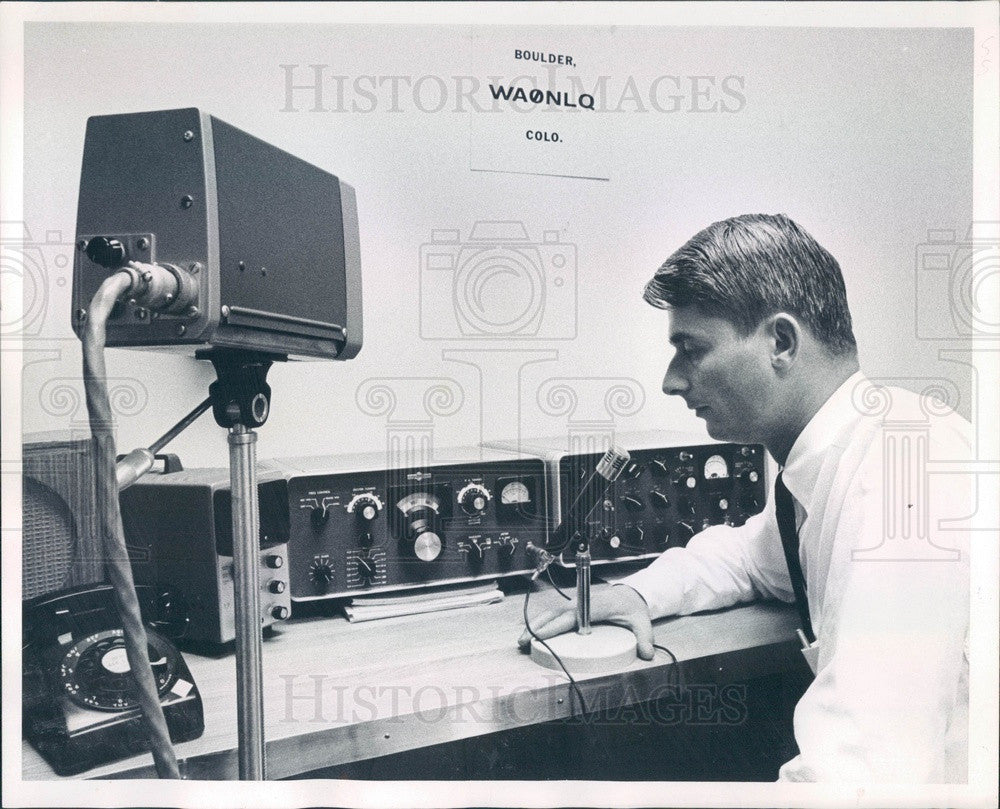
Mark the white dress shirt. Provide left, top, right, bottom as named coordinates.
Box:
left=618, top=371, right=971, bottom=783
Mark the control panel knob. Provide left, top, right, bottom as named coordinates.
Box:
left=740, top=470, right=760, bottom=484
left=649, top=459, right=669, bottom=477
left=397, top=495, right=445, bottom=562
left=492, top=538, right=517, bottom=563
left=678, top=450, right=694, bottom=462
left=264, top=554, right=284, bottom=569
left=623, top=461, right=644, bottom=479
left=649, top=489, right=670, bottom=509
left=356, top=554, right=378, bottom=584
left=412, top=530, right=443, bottom=562
left=625, top=525, right=645, bottom=546
left=267, top=579, right=286, bottom=594
left=311, top=505, right=330, bottom=531
left=671, top=471, right=696, bottom=488
left=607, top=534, right=621, bottom=549
left=621, top=495, right=645, bottom=512
left=458, top=484, right=491, bottom=516
left=349, top=493, right=383, bottom=523
left=676, top=496, right=695, bottom=517
left=309, top=560, right=334, bottom=584
left=270, top=606, right=290, bottom=620
left=674, top=521, right=696, bottom=546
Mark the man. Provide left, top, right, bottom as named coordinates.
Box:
left=519, top=214, right=970, bottom=783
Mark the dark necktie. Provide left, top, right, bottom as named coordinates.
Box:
left=774, top=471, right=816, bottom=644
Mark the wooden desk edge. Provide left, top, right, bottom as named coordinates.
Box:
left=23, top=602, right=802, bottom=781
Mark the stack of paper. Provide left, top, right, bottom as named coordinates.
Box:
left=342, top=580, right=504, bottom=623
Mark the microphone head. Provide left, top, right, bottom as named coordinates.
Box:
left=596, top=445, right=630, bottom=482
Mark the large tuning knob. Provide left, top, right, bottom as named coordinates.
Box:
left=397, top=500, right=444, bottom=562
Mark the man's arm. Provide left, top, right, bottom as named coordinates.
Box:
left=617, top=495, right=795, bottom=620
left=519, top=492, right=796, bottom=656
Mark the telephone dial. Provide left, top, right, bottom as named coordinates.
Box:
left=22, top=582, right=204, bottom=775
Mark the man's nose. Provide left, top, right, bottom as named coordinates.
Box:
left=663, top=362, right=689, bottom=396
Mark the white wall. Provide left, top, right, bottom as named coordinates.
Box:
left=18, top=23, right=973, bottom=468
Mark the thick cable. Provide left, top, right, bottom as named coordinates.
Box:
left=82, top=271, right=181, bottom=779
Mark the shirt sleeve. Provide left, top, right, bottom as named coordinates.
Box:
left=778, top=439, right=971, bottom=783
left=614, top=493, right=796, bottom=620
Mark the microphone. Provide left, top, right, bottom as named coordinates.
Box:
left=555, top=445, right=631, bottom=552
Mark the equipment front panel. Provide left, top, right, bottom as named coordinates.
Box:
left=287, top=459, right=548, bottom=600
left=559, top=442, right=767, bottom=562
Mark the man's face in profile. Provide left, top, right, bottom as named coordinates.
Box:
left=662, top=305, right=773, bottom=443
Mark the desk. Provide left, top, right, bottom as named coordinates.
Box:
left=22, top=586, right=800, bottom=781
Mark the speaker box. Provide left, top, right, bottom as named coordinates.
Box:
left=21, top=434, right=104, bottom=601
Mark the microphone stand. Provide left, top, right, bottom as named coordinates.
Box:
left=528, top=448, right=638, bottom=675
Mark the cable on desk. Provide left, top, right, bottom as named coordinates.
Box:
left=545, top=567, right=572, bottom=601
left=522, top=588, right=588, bottom=717
left=653, top=643, right=682, bottom=690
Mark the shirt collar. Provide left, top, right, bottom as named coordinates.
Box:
left=781, top=371, right=866, bottom=508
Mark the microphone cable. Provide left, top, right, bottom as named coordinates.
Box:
left=522, top=585, right=588, bottom=717
left=522, top=575, right=684, bottom=720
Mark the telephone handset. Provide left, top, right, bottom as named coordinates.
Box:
left=23, top=583, right=204, bottom=775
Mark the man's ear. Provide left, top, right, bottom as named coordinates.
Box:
left=765, top=313, right=801, bottom=371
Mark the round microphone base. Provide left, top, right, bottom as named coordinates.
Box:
left=529, top=625, right=637, bottom=674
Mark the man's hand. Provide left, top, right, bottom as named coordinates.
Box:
left=518, top=583, right=655, bottom=660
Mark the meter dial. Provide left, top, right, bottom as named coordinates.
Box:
left=703, top=454, right=730, bottom=480
left=500, top=480, right=529, bottom=505
left=496, top=477, right=536, bottom=523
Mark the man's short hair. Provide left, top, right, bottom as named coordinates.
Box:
left=644, top=213, right=858, bottom=356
